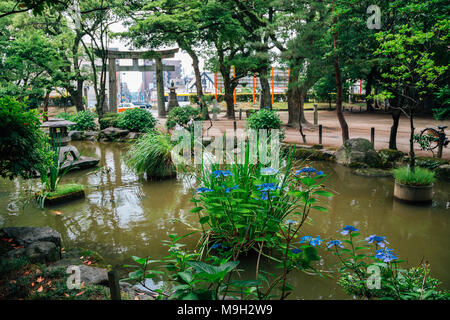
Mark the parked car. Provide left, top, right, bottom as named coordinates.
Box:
left=132, top=101, right=153, bottom=109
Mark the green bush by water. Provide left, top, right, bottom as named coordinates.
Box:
left=56, top=110, right=97, bottom=131
left=393, top=166, right=435, bottom=186
left=99, top=113, right=119, bottom=130
left=117, top=108, right=157, bottom=132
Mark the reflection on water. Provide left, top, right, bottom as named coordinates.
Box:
left=0, top=141, right=448, bottom=300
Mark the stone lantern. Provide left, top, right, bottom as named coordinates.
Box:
left=41, top=118, right=99, bottom=171
left=167, top=80, right=179, bottom=113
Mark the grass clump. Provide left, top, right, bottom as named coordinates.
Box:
left=46, top=183, right=84, bottom=198
left=125, top=130, right=178, bottom=180
left=393, top=166, right=435, bottom=186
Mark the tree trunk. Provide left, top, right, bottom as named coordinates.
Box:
left=365, top=70, right=375, bottom=113
left=389, top=107, right=401, bottom=150
left=259, top=68, right=272, bottom=109
left=287, top=67, right=300, bottom=128
left=224, top=80, right=235, bottom=120
left=43, top=90, right=50, bottom=122
left=334, top=55, right=349, bottom=142
left=186, top=47, right=209, bottom=120
left=409, top=106, right=416, bottom=172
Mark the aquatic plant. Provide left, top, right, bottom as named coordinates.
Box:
left=327, top=226, right=450, bottom=300
left=125, top=130, right=178, bottom=180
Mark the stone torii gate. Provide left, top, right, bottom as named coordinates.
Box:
left=105, top=48, right=179, bottom=117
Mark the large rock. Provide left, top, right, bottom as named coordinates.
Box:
left=336, top=138, right=381, bottom=168
left=68, top=130, right=85, bottom=141
left=84, top=131, right=99, bottom=142
left=99, top=127, right=129, bottom=141
left=0, top=227, right=61, bottom=248
left=25, top=241, right=60, bottom=263
left=436, top=164, right=450, bottom=182
left=78, top=265, right=109, bottom=286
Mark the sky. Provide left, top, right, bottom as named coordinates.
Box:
left=109, top=21, right=204, bottom=92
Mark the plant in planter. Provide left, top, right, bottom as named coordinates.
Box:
left=35, top=138, right=83, bottom=207
left=166, top=106, right=203, bottom=131
left=125, top=130, right=179, bottom=180
left=392, top=166, right=435, bottom=202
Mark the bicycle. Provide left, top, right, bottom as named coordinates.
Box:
left=418, top=125, right=449, bottom=158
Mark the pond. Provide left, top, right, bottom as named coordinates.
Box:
left=1, top=141, right=449, bottom=299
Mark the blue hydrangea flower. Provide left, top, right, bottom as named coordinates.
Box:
left=285, top=219, right=298, bottom=225
left=260, top=167, right=279, bottom=175
left=221, top=185, right=239, bottom=193
left=327, top=240, right=344, bottom=249
left=255, top=183, right=280, bottom=192
left=212, top=170, right=232, bottom=178
left=340, top=225, right=358, bottom=235
left=366, top=235, right=389, bottom=248
left=295, top=167, right=324, bottom=176
left=211, top=243, right=222, bottom=249
left=375, top=248, right=397, bottom=262
left=310, top=236, right=322, bottom=247
left=291, top=248, right=302, bottom=254
left=299, top=236, right=313, bottom=244
left=196, top=187, right=214, bottom=193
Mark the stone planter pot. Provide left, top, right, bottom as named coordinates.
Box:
left=393, top=181, right=433, bottom=203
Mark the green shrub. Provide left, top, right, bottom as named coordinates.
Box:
left=166, top=106, right=203, bottom=130
left=393, top=166, right=435, bottom=186
left=117, top=108, right=157, bottom=132
left=125, top=130, right=177, bottom=179
left=99, top=113, right=119, bottom=130
left=55, top=112, right=75, bottom=122
left=70, top=110, right=97, bottom=131
left=0, top=96, right=47, bottom=180
left=246, top=108, right=285, bottom=140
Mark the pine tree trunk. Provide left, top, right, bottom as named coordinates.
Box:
left=389, top=108, right=401, bottom=150
left=334, top=55, right=349, bottom=142
left=259, top=69, right=272, bottom=109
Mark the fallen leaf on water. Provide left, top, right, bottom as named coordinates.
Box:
left=75, top=290, right=85, bottom=296
left=36, top=276, right=44, bottom=283
left=37, top=285, right=43, bottom=292
left=50, top=210, right=63, bottom=216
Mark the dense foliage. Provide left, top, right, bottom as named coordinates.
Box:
left=165, top=106, right=203, bottom=130
left=98, top=112, right=119, bottom=130
left=0, top=97, right=46, bottom=180
left=117, top=108, right=157, bottom=132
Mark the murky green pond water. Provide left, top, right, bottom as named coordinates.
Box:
left=1, top=141, right=449, bottom=299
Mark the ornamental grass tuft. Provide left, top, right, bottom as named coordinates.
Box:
left=392, top=166, right=435, bottom=186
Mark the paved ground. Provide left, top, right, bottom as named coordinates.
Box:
left=157, top=110, right=450, bottom=160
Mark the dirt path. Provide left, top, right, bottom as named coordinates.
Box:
left=158, top=110, right=450, bottom=160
